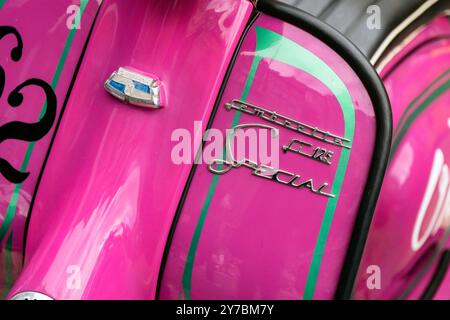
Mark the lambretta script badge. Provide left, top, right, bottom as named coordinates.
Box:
left=209, top=158, right=335, bottom=198
left=208, top=123, right=335, bottom=198
left=225, top=100, right=352, bottom=149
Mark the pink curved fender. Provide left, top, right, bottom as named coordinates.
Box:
left=354, top=14, right=450, bottom=300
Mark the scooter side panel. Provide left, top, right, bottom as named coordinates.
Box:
left=7, top=0, right=253, bottom=300
left=354, top=15, right=450, bottom=300
left=0, top=0, right=100, bottom=297
left=159, top=13, right=378, bottom=300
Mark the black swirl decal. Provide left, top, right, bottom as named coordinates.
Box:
left=0, top=65, right=4, bottom=98
left=0, top=158, right=28, bottom=183
left=0, top=26, right=23, bottom=61
left=0, top=26, right=57, bottom=184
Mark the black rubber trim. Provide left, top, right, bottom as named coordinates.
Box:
left=155, top=11, right=261, bottom=299
left=256, top=0, right=392, bottom=299
left=316, top=0, right=341, bottom=20
left=420, top=250, right=450, bottom=300
left=22, top=4, right=103, bottom=260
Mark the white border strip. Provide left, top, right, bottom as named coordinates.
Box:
left=370, top=0, right=439, bottom=66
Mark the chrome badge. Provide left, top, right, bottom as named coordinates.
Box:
left=10, top=291, right=54, bottom=300
left=104, top=67, right=165, bottom=108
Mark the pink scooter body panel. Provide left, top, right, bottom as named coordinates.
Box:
left=159, top=14, right=378, bottom=300
left=0, top=0, right=100, bottom=297
left=354, top=15, right=450, bottom=300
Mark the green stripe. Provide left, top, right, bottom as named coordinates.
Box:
left=2, top=232, right=13, bottom=299
left=0, top=0, right=89, bottom=243
left=181, top=26, right=355, bottom=300
left=0, top=0, right=6, bottom=10
left=181, top=174, right=219, bottom=300
left=394, top=68, right=450, bottom=141
left=391, top=77, right=450, bottom=156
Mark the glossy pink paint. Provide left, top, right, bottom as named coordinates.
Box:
left=7, top=0, right=253, bottom=300
left=159, top=14, right=377, bottom=300
left=0, top=0, right=100, bottom=296
left=354, top=15, right=450, bottom=300
left=5, top=1, right=449, bottom=301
